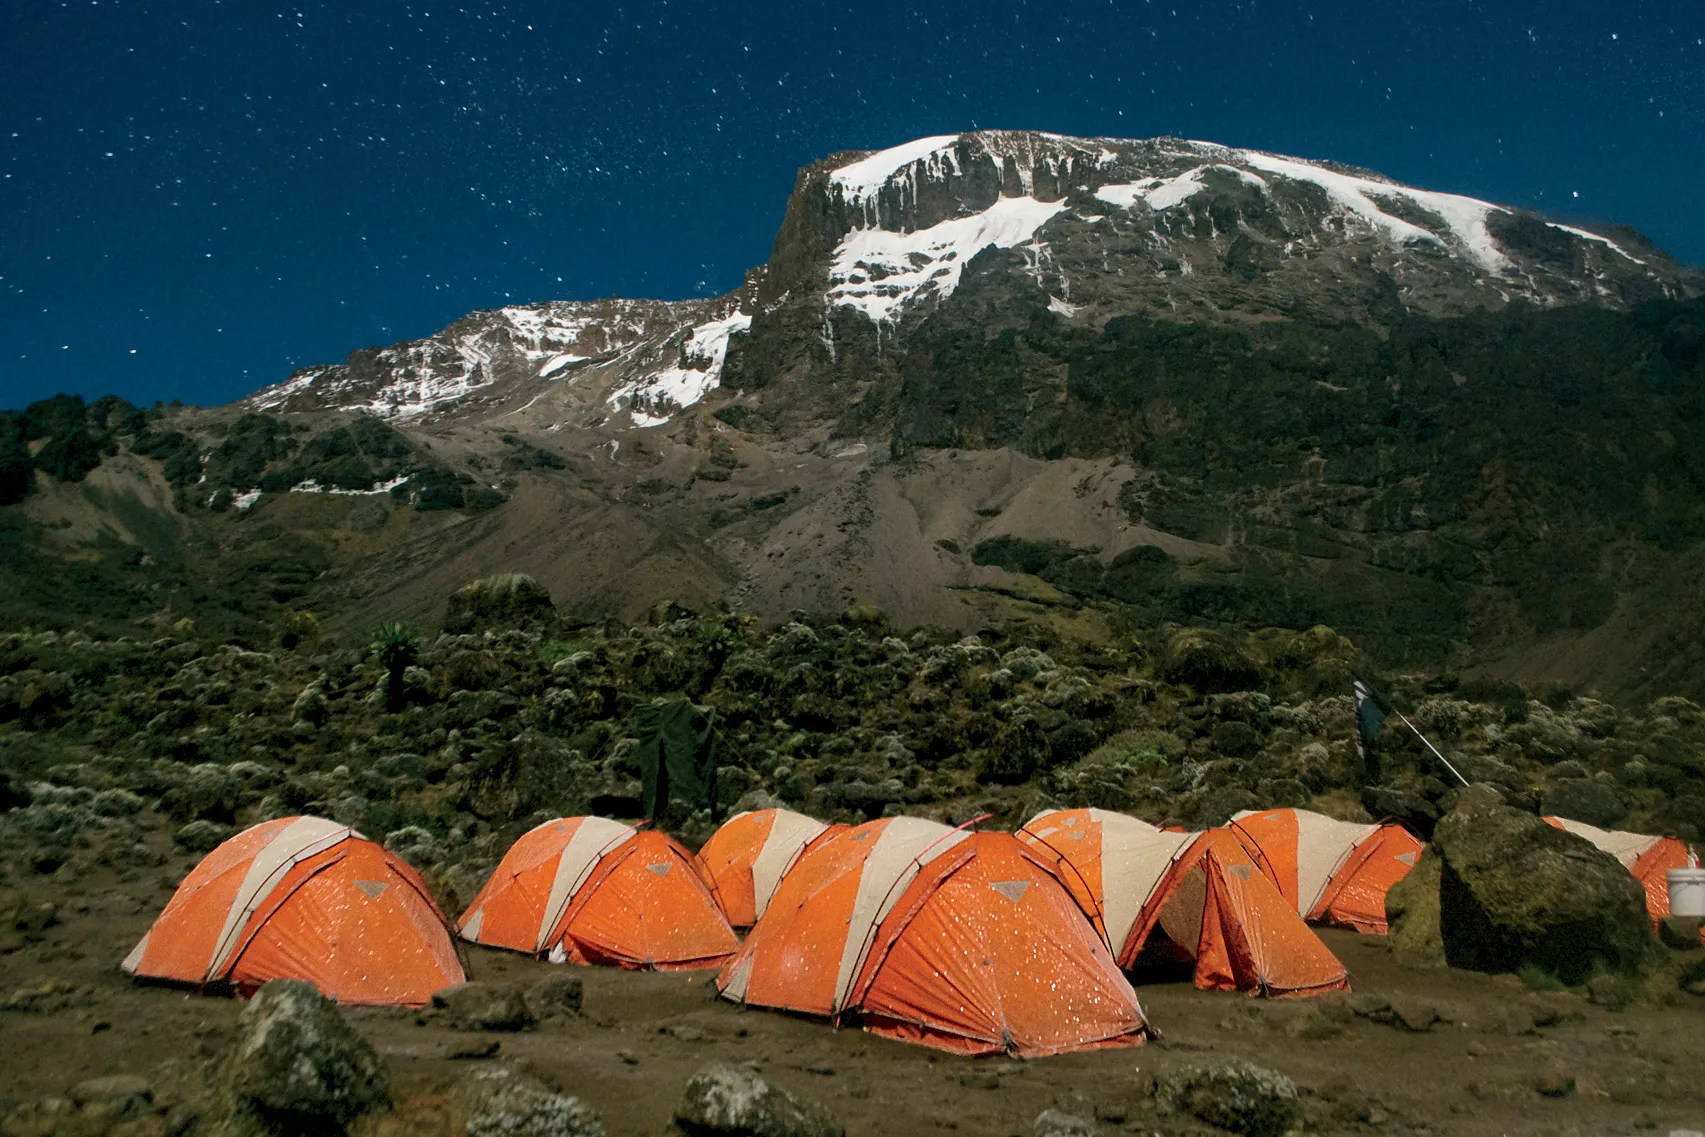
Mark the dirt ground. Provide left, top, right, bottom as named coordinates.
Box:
left=4, top=844, right=1705, bottom=1137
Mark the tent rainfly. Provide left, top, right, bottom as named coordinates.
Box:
left=1021, top=808, right=1350, bottom=998
left=1227, top=807, right=1424, bottom=934
left=696, top=807, right=838, bottom=927
left=1544, top=816, right=1693, bottom=927
left=718, top=817, right=1148, bottom=1057
left=458, top=818, right=737, bottom=970
left=122, top=816, right=464, bottom=1006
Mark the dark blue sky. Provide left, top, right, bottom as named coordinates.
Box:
left=3, top=0, right=1702, bottom=409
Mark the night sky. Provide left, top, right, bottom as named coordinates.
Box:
left=3, top=1, right=1702, bottom=409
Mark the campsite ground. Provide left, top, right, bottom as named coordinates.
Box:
left=3, top=843, right=1704, bottom=1137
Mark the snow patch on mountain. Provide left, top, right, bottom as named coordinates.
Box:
left=1204, top=145, right=1512, bottom=273
left=827, top=196, right=1068, bottom=325
left=1095, top=164, right=1267, bottom=211
left=829, top=135, right=962, bottom=206
left=609, top=310, right=752, bottom=427
left=1546, top=222, right=1647, bottom=265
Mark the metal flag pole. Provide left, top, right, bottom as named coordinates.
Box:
left=1393, top=708, right=1469, bottom=787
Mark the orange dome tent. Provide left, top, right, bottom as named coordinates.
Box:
left=121, top=816, right=464, bottom=1007
left=719, top=817, right=1147, bottom=1057
left=1544, top=816, right=1693, bottom=926
left=1227, top=807, right=1424, bottom=934
left=458, top=818, right=737, bottom=970
left=1021, top=808, right=1349, bottom=998
left=697, top=808, right=836, bottom=927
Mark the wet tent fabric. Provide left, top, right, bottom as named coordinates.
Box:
left=457, top=816, right=636, bottom=953
left=847, top=832, right=1148, bottom=1057
left=697, top=808, right=835, bottom=927
left=122, top=816, right=463, bottom=1006
left=1021, top=811, right=1348, bottom=998
left=719, top=816, right=970, bottom=1017
left=1544, top=817, right=1691, bottom=925
left=548, top=830, right=738, bottom=970
left=1228, top=807, right=1424, bottom=934
left=1128, top=829, right=1350, bottom=997
left=1018, top=808, right=1194, bottom=955
left=459, top=819, right=736, bottom=970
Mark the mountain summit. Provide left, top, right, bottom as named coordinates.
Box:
left=245, top=130, right=1696, bottom=429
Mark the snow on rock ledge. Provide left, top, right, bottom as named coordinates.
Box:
left=828, top=197, right=1068, bottom=326
left=609, top=309, right=752, bottom=427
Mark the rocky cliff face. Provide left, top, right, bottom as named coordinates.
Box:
left=243, top=130, right=1698, bottom=432
left=244, top=294, right=751, bottom=428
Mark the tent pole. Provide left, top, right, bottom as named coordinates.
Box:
left=1394, top=710, right=1469, bottom=787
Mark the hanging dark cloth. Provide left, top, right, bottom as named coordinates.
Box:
left=635, top=696, right=718, bottom=822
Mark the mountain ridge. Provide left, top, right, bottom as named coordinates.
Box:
left=243, top=129, right=1700, bottom=429
left=4, top=130, right=1705, bottom=704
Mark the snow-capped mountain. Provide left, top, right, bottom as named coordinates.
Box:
left=242, top=130, right=1697, bottom=427
left=784, top=130, right=1686, bottom=328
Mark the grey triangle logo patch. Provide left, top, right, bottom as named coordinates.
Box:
left=1396, top=851, right=1417, bottom=866
left=1227, top=864, right=1253, bottom=881
left=646, top=862, right=672, bottom=877
left=354, top=879, right=389, bottom=899
left=990, top=881, right=1030, bottom=903
left=851, top=831, right=870, bottom=842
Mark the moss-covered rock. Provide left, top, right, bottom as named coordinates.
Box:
left=444, top=574, right=557, bottom=635
left=1432, top=784, right=1653, bottom=982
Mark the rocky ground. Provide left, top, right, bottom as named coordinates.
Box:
left=2, top=839, right=1704, bottom=1137
left=4, top=583, right=1705, bottom=1135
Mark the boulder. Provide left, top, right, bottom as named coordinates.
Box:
left=444, top=574, right=556, bottom=635
left=1431, top=784, right=1652, bottom=982
left=1155, top=1059, right=1299, bottom=1137
left=219, top=979, right=389, bottom=1135
left=451, top=1063, right=603, bottom=1137
left=674, top=1062, right=843, bottom=1137
left=431, top=982, right=536, bottom=1032
left=1385, top=849, right=1446, bottom=967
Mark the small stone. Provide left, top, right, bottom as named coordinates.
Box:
left=431, top=982, right=536, bottom=1032
left=665, top=1024, right=707, bottom=1042
left=1155, top=1059, right=1299, bottom=1137
left=1348, top=994, right=1392, bottom=1020
left=453, top=1063, right=603, bottom=1137
left=617, top=1051, right=638, bottom=1066
left=1466, top=1041, right=1488, bottom=1057
left=674, top=1062, right=843, bottom=1137
left=803, top=1065, right=834, bottom=1076
left=528, top=974, right=584, bottom=1020
left=1390, top=997, right=1439, bottom=1032
left=71, top=1074, right=153, bottom=1121
left=1534, top=1067, right=1576, bottom=1098
left=448, top=1038, right=502, bottom=1060
left=1587, top=972, right=1633, bottom=1011
left=1033, top=1108, right=1098, bottom=1137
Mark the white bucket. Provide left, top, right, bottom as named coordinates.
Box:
left=1669, top=868, right=1705, bottom=918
